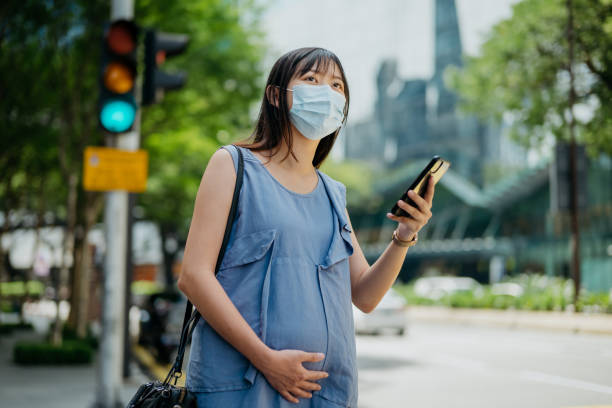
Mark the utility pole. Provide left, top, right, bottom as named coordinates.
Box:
left=95, top=0, right=139, bottom=406
left=566, top=0, right=581, bottom=309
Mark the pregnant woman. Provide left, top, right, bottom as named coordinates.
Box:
left=178, top=47, right=436, bottom=408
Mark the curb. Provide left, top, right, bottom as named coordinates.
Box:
left=131, top=344, right=185, bottom=386
left=408, top=306, right=612, bottom=335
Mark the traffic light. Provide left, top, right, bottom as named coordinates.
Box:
left=98, top=19, right=139, bottom=133
left=142, top=30, right=190, bottom=106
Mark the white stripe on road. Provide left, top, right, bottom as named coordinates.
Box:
left=520, top=370, right=612, bottom=395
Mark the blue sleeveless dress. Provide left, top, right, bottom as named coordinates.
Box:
left=186, top=144, right=358, bottom=407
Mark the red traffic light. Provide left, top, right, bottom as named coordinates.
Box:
left=106, top=20, right=138, bottom=55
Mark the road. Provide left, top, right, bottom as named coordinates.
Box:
left=356, top=322, right=612, bottom=408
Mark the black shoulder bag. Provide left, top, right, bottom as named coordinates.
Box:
left=127, top=145, right=244, bottom=408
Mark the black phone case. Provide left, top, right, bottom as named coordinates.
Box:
left=390, top=156, right=447, bottom=219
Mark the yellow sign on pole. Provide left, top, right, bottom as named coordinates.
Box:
left=83, top=147, right=148, bottom=192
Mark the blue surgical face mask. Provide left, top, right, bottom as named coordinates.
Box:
left=286, top=84, right=346, bottom=140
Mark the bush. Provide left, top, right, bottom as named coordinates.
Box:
left=393, top=284, right=436, bottom=306
left=1, top=300, right=15, bottom=313
left=0, top=322, right=34, bottom=335
left=395, top=274, right=611, bottom=314
left=60, top=324, right=99, bottom=349
left=13, top=339, right=93, bottom=365
left=491, top=294, right=514, bottom=310
left=577, top=292, right=611, bottom=313
left=0, top=280, right=45, bottom=297
left=447, top=291, right=476, bottom=308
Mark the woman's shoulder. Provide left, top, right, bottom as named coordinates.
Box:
left=215, top=143, right=253, bottom=174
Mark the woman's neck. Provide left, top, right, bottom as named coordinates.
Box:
left=269, top=132, right=319, bottom=176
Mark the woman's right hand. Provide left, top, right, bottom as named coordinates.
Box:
left=257, top=349, right=329, bottom=404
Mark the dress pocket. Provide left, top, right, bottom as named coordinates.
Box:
left=187, top=228, right=277, bottom=392
left=218, top=228, right=276, bottom=271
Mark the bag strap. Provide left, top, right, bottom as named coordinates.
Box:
left=164, top=144, right=244, bottom=385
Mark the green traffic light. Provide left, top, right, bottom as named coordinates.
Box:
left=100, top=100, right=136, bottom=133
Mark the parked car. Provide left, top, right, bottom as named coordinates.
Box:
left=353, top=288, right=408, bottom=336
left=413, top=276, right=481, bottom=300
left=491, top=282, right=524, bottom=297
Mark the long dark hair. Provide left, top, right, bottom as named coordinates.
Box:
left=235, top=47, right=350, bottom=169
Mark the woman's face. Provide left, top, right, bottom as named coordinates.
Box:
left=285, top=61, right=346, bottom=110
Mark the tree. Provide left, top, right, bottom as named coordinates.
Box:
left=135, top=0, right=265, bottom=285
left=0, top=0, right=266, bottom=342
left=0, top=1, right=105, bottom=344
left=447, top=0, right=612, bottom=157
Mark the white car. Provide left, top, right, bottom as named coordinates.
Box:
left=413, top=276, right=481, bottom=300
left=353, top=288, right=408, bottom=336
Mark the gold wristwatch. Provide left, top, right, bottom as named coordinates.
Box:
left=391, top=229, right=418, bottom=247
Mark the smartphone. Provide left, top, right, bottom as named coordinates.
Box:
left=390, top=156, right=451, bottom=218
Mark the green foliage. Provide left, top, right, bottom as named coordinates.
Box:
left=13, top=339, right=93, bottom=365
left=395, top=274, right=611, bottom=313
left=447, top=0, right=612, bottom=157
left=1, top=0, right=266, bottom=241
left=60, top=324, right=99, bottom=349
left=136, top=0, right=266, bottom=236
left=0, top=301, right=14, bottom=313
left=392, top=284, right=436, bottom=306
left=319, top=159, right=378, bottom=210
left=131, top=280, right=165, bottom=296
left=577, top=291, right=612, bottom=313
left=0, top=281, right=45, bottom=297
left=1, top=0, right=110, bottom=244
left=0, top=322, right=34, bottom=335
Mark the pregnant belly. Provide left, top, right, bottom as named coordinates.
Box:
left=265, top=258, right=328, bottom=371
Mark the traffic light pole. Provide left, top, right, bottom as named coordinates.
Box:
left=95, top=1, right=138, bottom=408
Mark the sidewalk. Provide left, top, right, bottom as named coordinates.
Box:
left=0, top=327, right=152, bottom=408
left=409, top=306, right=612, bottom=335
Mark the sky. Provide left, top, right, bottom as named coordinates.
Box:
left=260, top=0, right=522, bottom=122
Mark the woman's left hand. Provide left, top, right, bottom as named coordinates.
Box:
left=385, top=175, right=436, bottom=241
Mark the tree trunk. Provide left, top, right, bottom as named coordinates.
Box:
left=51, top=172, right=78, bottom=346
left=566, top=0, right=581, bottom=309
left=68, top=236, right=83, bottom=330
left=21, top=178, right=47, bottom=323
left=0, top=182, right=14, bottom=322
left=68, top=191, right=104, bottom=338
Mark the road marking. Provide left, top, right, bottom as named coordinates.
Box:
left=132, top=344, right=185, bottom=386
left=520, top=370, right=612, bottom=395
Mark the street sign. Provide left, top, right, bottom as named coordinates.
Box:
left=83, top=146, right=148, bottom=192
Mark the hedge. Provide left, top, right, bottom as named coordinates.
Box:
left=13, top=339, right=93, bottom=365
